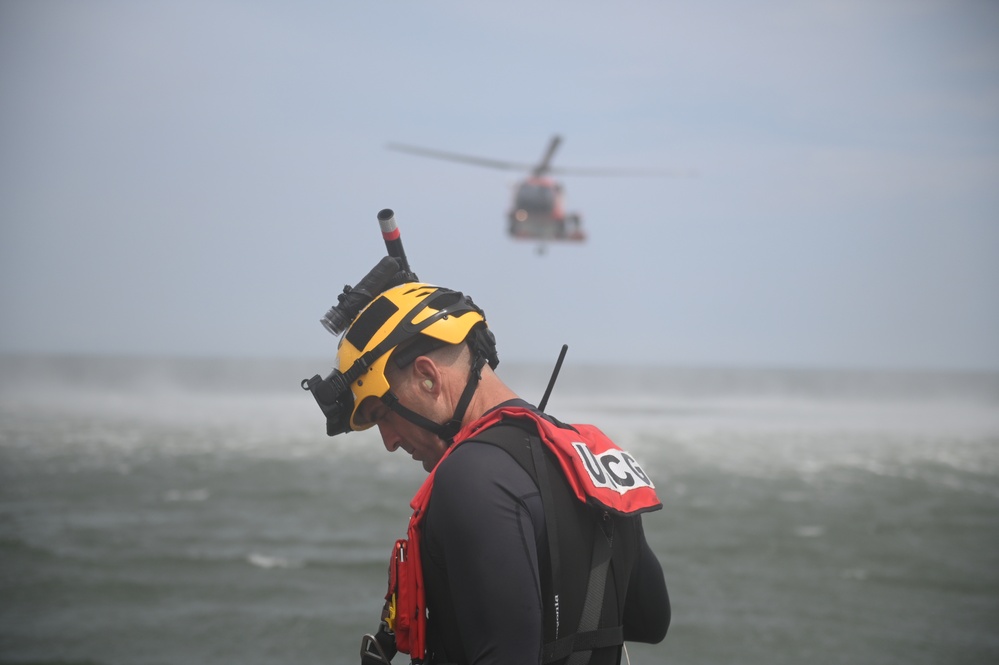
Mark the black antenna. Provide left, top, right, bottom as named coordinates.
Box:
left=538, top=344, right=568, bottom=412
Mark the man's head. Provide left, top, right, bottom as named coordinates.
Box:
left=356, top=340, right=473, bottom=471
left=321, top=282, right=498, bottom=439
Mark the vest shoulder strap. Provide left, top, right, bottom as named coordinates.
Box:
left=469, top=420, right=625, bottom=664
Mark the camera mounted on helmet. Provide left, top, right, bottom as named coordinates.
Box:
left=301, top=210, right=499, bottom=438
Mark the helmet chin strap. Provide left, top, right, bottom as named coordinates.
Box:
left=381, top=355, right=488, bottom=443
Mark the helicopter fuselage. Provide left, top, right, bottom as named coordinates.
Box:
left=507, top=176, right=584, bottom=242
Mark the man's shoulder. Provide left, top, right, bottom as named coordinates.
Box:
left=434, top=424, right=538, bottom=495
left=443, top=424, right=530, bottom=469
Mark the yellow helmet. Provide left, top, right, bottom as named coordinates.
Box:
left=333, top=282, right=496, bottom=432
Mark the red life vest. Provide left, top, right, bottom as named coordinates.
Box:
left=385, top=406, right=661, bottom=663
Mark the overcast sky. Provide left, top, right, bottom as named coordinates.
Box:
left=1, top=0, right=997, bottom=371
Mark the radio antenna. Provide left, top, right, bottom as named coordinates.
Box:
left=538, top=344, right=568, bottom=412
left=377, top=208, right=415, bottom=279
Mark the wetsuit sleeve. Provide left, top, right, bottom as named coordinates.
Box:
left=426, top=442, right=546, bottom=664
left=622, top=516, right=670, bottom=643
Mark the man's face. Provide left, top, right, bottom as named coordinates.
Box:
left=357, top=393, right=447, bottom=473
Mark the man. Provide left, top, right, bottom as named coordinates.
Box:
left=309, top=281, right=669, bottom=664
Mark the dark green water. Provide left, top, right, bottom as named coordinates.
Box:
left=1, top=357, right=997, bottom=664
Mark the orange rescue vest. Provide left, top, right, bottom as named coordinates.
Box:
left=384, top=406, right=661, bottom=663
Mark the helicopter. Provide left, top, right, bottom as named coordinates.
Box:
left=387, top=135, right=683, bottom=252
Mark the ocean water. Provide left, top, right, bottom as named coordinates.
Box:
left=1, top=355, right=998, bottom=665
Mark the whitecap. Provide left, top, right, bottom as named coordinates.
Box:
left=247, top=552, right=300, bottom=569
left=163, top=488, right=210, bottom=502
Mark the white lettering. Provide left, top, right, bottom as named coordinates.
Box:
left=572, top=443, right=655, bottom=494
left=554, top=593, right=560, bottom=637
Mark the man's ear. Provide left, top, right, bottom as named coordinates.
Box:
left=412, top=356, right=441, bottom=394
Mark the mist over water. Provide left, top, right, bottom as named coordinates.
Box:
left=1, top=355, right=998, bottom=665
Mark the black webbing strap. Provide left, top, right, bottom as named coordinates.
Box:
left=528, top=430, right=564, bottom=640
left=383, top=354, right=486, bottom=442
left=566, top=521, right=613, bottom=665
left=529, top=436, right=623, bottom=665
left=477, top=422, right=625, bottom=665
left=542, top=626, right=624, bottom=664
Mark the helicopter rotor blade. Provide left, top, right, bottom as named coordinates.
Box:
left=386, top=142, right=535, bottom=172
left=548, top=165, right=699, bottom=178
left=388, top=139, right=697, bottom=179
left=533, top=135, right=562, bottom=176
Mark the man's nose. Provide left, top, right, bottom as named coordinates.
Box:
left=377, top=423, right=401, bottom=452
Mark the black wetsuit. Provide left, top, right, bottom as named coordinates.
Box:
left=421, top=400, right=670, bottom=665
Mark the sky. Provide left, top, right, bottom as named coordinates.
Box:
left=1, top=0, right=997, bottom=371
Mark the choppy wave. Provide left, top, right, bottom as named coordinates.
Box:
left=2, top=355, right=998, bottom=665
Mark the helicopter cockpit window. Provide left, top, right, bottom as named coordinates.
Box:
left=517, top=184, right=555, bottom=210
